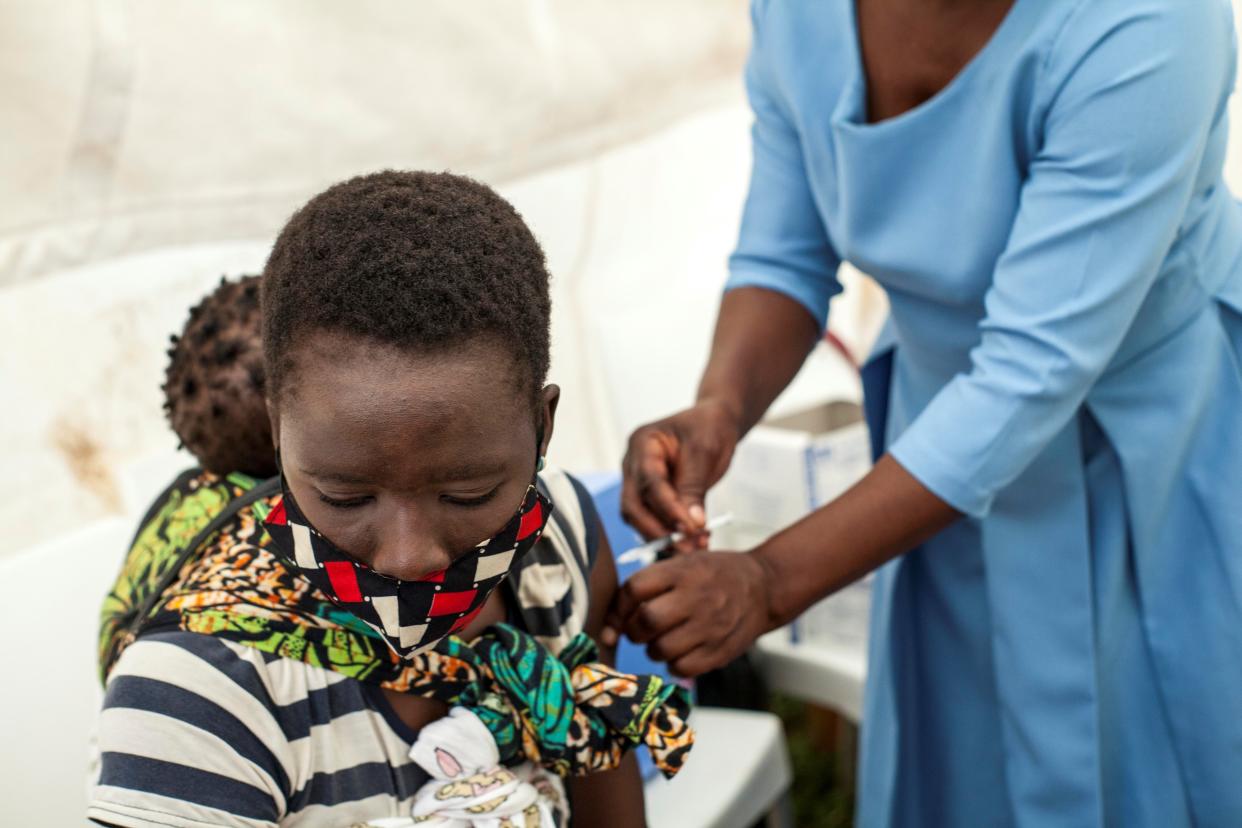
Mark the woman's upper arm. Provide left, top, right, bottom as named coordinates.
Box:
left=888, top=0, right=1233, bottom=517
left=571, top=491, right=647, bottom=826
left=584, top=516, right=619, bottom=666
left=568, top=752, right=647, bottom=828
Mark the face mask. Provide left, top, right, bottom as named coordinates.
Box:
left=263, top=479, right=552, bottom=659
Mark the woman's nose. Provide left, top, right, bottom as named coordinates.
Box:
left=367, top=504, right=453, bottom=581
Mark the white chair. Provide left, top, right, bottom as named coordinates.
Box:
left=750, top=630, right=867, bottom=724
left=0, top=518, right=132, bottom=826
left=645, top=707, right=793, bottom=828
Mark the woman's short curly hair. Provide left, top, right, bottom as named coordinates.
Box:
left=260, top=170, right=552, bottom=402
left=163, top=275, right=276, bottom=477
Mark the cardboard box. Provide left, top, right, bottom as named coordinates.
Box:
left=710, top=400, right=872, bottom=532
left=707, top=400, right=874, bottom=648
left=793, top=576, right=872, bottom=647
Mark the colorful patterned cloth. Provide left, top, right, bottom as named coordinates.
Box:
left=415, top=624, right=692, bottom=778
left=97, top=469, right=260, bottom=682
left=99, top=470, right=694, bottom=779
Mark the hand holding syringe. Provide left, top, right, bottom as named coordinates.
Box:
left=616, top=512, right=734, bottom=567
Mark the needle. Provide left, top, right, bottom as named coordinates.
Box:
left=616, top=513, right=734, bottom=566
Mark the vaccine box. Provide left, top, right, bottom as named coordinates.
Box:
left=708, top=400, right=874, bottom=648
left=710, top=400, right=872, bottom=532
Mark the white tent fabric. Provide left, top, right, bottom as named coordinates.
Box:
left=0, top=0, right=750, bottom=283
left=6, top=1, right=1242, bottom=555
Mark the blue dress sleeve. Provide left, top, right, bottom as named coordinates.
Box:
left=889, top=1, right=1231, bottom=517
left=724, top=0, right=842, bottom=331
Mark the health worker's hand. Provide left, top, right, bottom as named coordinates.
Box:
left=601, top=549, right=779, bottom=677
left=620, top=399, right=741, bottom=548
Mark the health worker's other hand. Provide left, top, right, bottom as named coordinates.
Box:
left=602, top=549, right=778, bottom=677
left=621, top=399, right=740, bottom=548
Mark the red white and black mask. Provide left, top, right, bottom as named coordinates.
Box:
left=263, top=481, right=552, bottom=659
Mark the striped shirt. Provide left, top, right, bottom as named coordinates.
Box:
left=88, top=467, right=599, bottom=828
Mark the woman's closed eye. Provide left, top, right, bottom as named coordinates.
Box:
left=317, top=492, right=374, bottom=509
left=441, top=487, right=500, bottom=508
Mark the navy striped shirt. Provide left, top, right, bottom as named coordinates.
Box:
left=88, top=467, right=598, bottom=828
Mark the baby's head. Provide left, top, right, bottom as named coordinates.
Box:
left=163, top=274, right=276, bottom=478
left=261, top=170, right=556, bottom=581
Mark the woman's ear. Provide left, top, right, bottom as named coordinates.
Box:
left=538, top=384, right=560, bottom=457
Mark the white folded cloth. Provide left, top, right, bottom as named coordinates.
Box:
left=361, top=707, right=567, bottom=828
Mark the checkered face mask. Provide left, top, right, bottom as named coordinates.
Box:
left=263, top=480, right=552, bottom=659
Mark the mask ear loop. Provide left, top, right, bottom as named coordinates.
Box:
left=535, top=423, right=546, bottom=474
left=499, top=419, right=549, bottom=630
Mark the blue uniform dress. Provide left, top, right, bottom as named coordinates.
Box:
left=723, top=1, right=1242, bottom=825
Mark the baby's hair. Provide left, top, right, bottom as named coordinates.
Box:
left=261, top=170, right=551, bottom=403
left=162, top=275, right=276, bottom=477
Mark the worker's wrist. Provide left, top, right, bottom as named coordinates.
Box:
left=693, top=393, right=746, bottom=442
left=746, top=543, right=796, bottom=631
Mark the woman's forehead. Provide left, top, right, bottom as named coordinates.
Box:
left=284, top=331, right=527, bottom=407
left=278, top=332, right=534, bottom=469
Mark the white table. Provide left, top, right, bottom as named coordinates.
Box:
left=750, top=630, right=867, bottom=724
